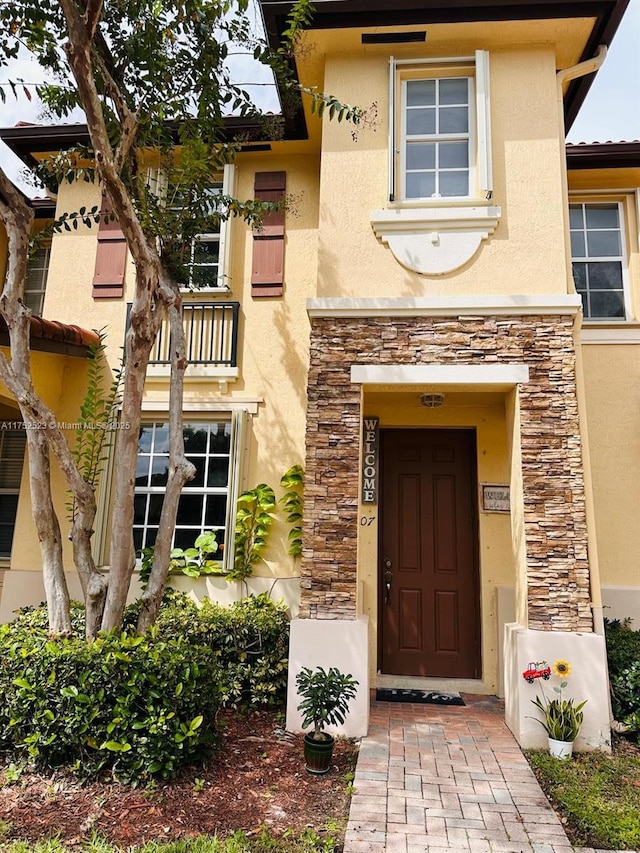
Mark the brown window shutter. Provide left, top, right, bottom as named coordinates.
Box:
left=251, top=171, right=286, bottom=298
left=92, top=197, right=127, bottom=299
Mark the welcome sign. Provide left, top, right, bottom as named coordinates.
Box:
left=362, top=417, right=379, bottom=504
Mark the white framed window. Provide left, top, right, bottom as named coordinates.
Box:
left=25, top=244, right=50, bottom=315
left=0, top=428, right=26, bottom=558
left=402, top=76, right=472, bottom=200
left=133, top=410, right=247, bottom=573
left=570, top=201, right=629, bottom=320
left=146, top=163, right=235, bottom=292
left=389, top=52, right=492, bottom=203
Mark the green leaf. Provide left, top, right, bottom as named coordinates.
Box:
left=102, top=740, right=126, bottom=752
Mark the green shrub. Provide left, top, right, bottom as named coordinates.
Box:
left=610, top=662, right=640, bottom=736
left=11, top=599, right=87, bottom=636
left=1, top=589, right=289, bottom=786
left=605, top=618, right=640, bottom=736
left=0, top=625, right=221, bottom=782
left=605, top=617, right=640, bottom=678
left=155, top=592, right=290, bottom=708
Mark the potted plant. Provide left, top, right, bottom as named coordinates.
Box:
left=296, top=665, right=359, bottom=775
left=529, top=659, right=587, bottom=759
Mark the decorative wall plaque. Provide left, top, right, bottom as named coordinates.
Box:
left=361, top=417, right=379, bottom=504
left=481, top=483, right=510, bottom=513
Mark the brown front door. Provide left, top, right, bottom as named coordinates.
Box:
left=379, top=429, right=480, bottom=678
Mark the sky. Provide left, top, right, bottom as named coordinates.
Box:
left=0, top=0, right=639, bottom=193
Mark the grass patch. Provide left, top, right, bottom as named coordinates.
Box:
left=0, top=828, right=342, bottom=853
left=527, top=745, right=640, bottom=849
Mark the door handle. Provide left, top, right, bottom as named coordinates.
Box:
left=384, top=563, right=393, bottom=605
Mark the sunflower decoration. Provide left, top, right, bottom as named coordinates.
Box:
left=553, top=659, right=572, bottom=678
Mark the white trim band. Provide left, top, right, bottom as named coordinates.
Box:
left=308, top=295, right=583, bottom=318
left=140, top=399, right=261, bottom=414
left=350, top=364, right=529, bottom=386
left=580, top=325, right=640, bottom=344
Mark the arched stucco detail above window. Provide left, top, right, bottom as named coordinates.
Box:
left=370, top=205, right=501, bottom=275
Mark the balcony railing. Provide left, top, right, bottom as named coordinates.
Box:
left=127, top=301, right=239, bottom=367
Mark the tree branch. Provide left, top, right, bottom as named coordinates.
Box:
left=84, top=0, right=104, bottom=42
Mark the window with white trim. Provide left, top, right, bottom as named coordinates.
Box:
left=570, top=202, right=628, bottom=319
left=0, top=428, right=26, bottom=558
left=403, top=77, right=471, bottom=199
left=390, top=52, right=493, bottom=203
left=133, top=411, right=246, bottom=572
left=146, top=164, right=235, bottom=292
left=25, top=245, right=50, bottom=315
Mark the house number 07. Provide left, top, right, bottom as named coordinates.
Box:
left=360, top=517, right=375, bottom=526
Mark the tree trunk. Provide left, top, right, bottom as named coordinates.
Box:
left=0, top=172, right=74, bottom=634
left=25, top=428, right=72, bottom=635
left=0, top=169, right=106, bottom=636
left=101, top=289, right=160, bottom=632
left=137, top=295, right=194, bottom=632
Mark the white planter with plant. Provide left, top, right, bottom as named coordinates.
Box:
left=529, top=659, right=587, bottom=759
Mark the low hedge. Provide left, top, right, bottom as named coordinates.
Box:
left=0, top=627, right=221, bottom=782
left=1, top=591, right=290, bottom=780
left=153, top=592, right=290, bottom=708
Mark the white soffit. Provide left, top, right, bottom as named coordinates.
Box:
left=308, top=295, right=582, bottom=318
left=350, top=364, right=530, bottom=386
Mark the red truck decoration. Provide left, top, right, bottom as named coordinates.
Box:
left=522, top=661, right=551, bottom=683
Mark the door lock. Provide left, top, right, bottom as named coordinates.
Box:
left=384, top=564, right=393, bottom=605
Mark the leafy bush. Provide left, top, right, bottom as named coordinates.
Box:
left=1, top=591, right=289, bottom=781
left=605, top=617, right=640, bottom=678
left=0, top=623, right=221, bottom=782
left=154, top=592, right=290, bottom=708
left=232, top=483, right=277, bottom=581
left=605, top=618, right=640, bottom=736
left=11, top=599, right=87, bottom=635
left=139, top=531, right=224, bottom=584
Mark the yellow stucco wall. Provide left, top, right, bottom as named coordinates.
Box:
left=314, top=44, right=569, bottom=297
left=569, top=167, right=640, bottom=596
left=13, top=155, right=320, bottom=578
left=581, top=344, right=640, bottom=589
left=6, top=352, right=90, bottom=572
left=5, top=22, right=638, bottom=605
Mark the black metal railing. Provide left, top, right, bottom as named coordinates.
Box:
left=126, top=301, right=239, bottom=367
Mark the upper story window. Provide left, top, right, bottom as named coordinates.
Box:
left=570, top=202, right=628, bottom=320
left=186, top=182, right=224, bottom=290
left=182, top=164, right=235, bottom=292
left=389, top=52, right=493, bottom=204
left=371, top=51, right=499, bottom=276
left=146, top=163, right=235, bottom=292
left=403, top=76, right=471, bottom=200
left=25, top=244, right=50, bottom=315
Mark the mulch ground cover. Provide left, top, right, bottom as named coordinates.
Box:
left=0, top=709, right=358, bottom=848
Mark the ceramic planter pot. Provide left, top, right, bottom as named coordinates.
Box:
left=303, top=732, right=335, bottom=774
left=548, top=737, right=574, bottom=759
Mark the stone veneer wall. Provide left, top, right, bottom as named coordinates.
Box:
left=300, top=314, right=593, bottom=632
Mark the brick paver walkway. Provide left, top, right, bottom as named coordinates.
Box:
left=343, top=694, right=625, bottom=853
